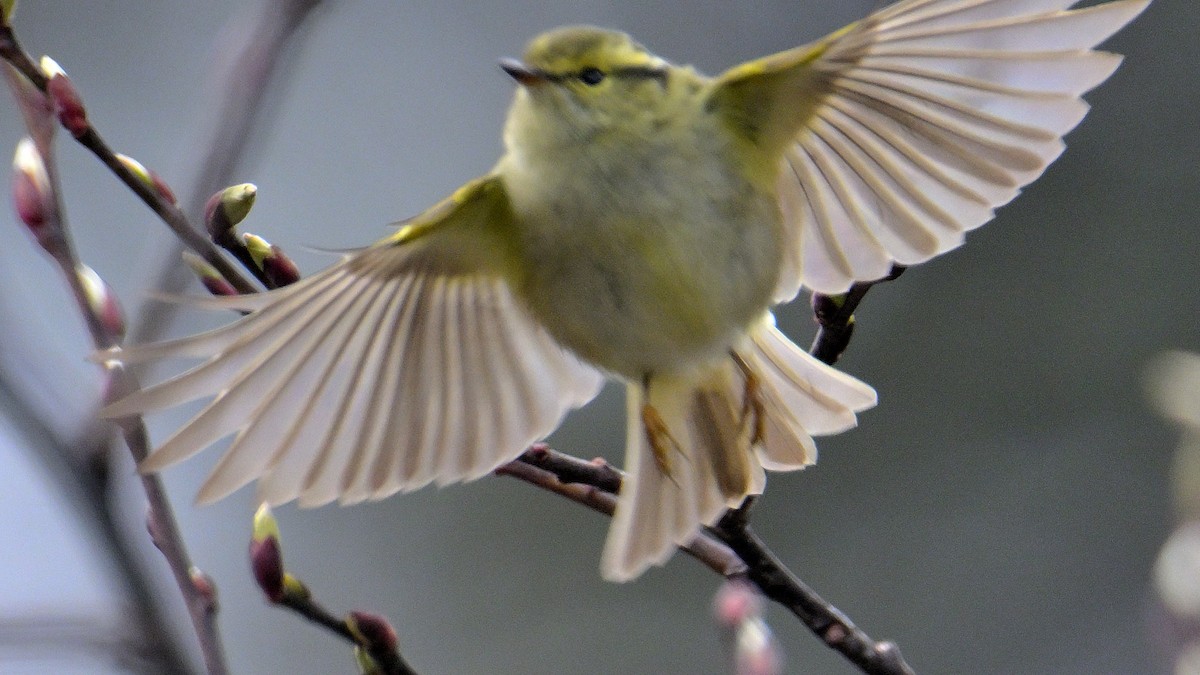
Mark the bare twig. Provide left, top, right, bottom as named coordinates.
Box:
left=810, top=265, right=905, bottom=366
left=499, top=446, right=915, bottom=674
left=712, top=501, right=915, bottom=675
left=498, top=448, right=748, bottom=577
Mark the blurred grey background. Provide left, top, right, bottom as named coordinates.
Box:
left=0, top=1, right=1193, bottom=673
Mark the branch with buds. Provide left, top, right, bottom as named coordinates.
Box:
left=6, top=69, right=230, bottom=674
left=251, top=505, right=418, bottom=675
left=1, top=2, right=327, bottom=673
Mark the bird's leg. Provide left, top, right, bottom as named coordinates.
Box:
left=641, top=375, right=683, bottom=484
left=731, top=351, right=766, bottom=447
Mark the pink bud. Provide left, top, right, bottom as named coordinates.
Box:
left=149, top=169, right=177, bottom=205
left=45, top=72, right=86, bottom=138
left=250, top=535, right=284, bottom=603
left=11, top=138, right=54, bottom=248
left=714, top=580, right=763, bottom=628
left=348, top=611, right=399, bottom=653
left=250, top=503, right=285, bottom=602
left=190, top=567, right=219, bottom=613
left=263, top=242, right=301, bottom=287
left=183, top=252, right=238, bottom=296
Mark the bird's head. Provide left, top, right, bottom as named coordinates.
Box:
left=501, top=26, right=677, bottom=141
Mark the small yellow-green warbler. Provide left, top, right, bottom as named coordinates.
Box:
left=102, top=0, right=1149, bottom=580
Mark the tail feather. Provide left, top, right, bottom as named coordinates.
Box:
left=602, top=377, right=735, bottom=582
left=601, top=313, right=876, bottom=581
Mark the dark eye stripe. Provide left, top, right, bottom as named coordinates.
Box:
left=540, top=65, right=669, bottom=87
left=612, top=66, right=669, bottom=86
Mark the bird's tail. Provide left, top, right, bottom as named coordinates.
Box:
left=600, top=313, right=876, bottom=581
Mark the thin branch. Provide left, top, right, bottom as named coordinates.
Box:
left=4, top=47, right=230, bottom=674
left=273, top=594, right=418, bottom=675
left=499, top=446, right=915, bottom=675
left=498, top=448, right=747, bottom=577
left=810, top=265, right=905, bottom=366
left=0, top=23, right=258, bottom=295
left=712, top=502, right=915, bottom=675
left=0, top=378, right=192, bottom=674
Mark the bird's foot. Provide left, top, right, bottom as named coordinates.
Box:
left=641, top=403, right=683, bottom=485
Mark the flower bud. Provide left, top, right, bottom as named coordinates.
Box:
left=76, top=263, right=125, bottom=341
left=11, top=137, right=53, bottom=246
left=112, top=153, right=174, bottom=204
left=1, top=0, right=17, bottom=23
left=40, top=56, right=88, bottom=138
left=347, top=611, right=399, bottom=654
left=250, top=503, right=285, bottom=603
left=205, top=183, right=257, bottom=240
left=189, top=566, right=219, bottom=614
left=281, top=573, right=309, bottom=603
left=243, top=233, right=301, bottom=287
left=243, top=233, right=271, bottom=270
left=183, top=252, right=238, bottom=297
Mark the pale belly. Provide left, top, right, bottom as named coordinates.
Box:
left=505, top=153, right=783, bottom=380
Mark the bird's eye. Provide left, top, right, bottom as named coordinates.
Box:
left=579, top=67, right=606, bottom=86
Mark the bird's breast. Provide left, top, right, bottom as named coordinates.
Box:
left=501, top=131, right=783, bottom=380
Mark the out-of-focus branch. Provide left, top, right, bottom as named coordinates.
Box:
left=131, top=0, right=330, bottom=345
left=9, top=115, right=229, bottom=672
left=0, top=378, right=191, bottom=674
left=2, top=3, right=332, bottom=671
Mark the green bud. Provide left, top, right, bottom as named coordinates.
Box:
left=281, top=573, right=310, bottom=602
left=252, top=502, right=280, bottom=545
left=243, top=232, right=271, bottom=270
left=114, top=153, right=159, bottom=193
left=205, top=183, right=256, bottom=239
left=1, top=0, right=17, bottom=24
left=353, top=647, right=382, bottom=675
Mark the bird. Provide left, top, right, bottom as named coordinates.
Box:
left=99, top=0, right=1150, bottom=581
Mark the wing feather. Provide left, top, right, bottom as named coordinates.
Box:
left=756, top=0, right=1150, bottom=297
left=103, top=175, right=604, bottom=506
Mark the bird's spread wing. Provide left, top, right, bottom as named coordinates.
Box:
left=712, top=0, right=1150, bottom=298
left=99, top=175, right=603, bottom=507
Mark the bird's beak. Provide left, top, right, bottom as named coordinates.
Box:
left=499, top=58, right=544, bottom=86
